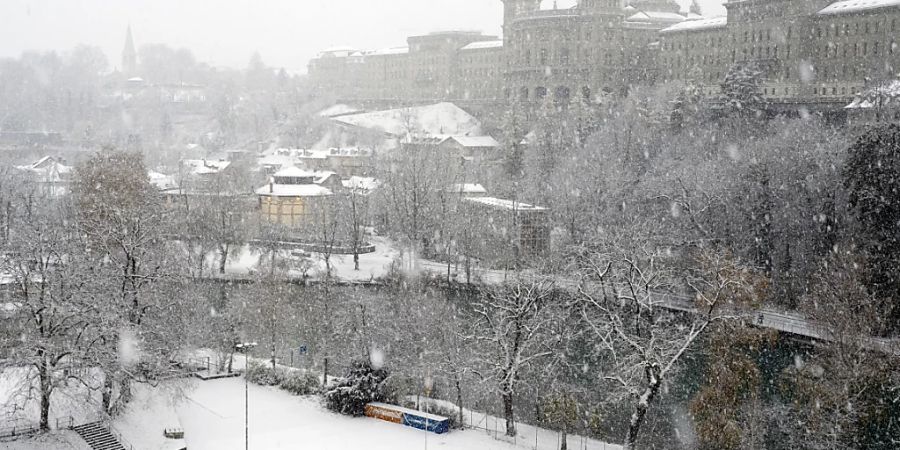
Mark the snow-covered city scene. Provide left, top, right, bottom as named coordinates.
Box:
left=1, top=0, right=900, bottom=449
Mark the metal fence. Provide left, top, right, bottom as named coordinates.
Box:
left=0, top=421, right=39, bottom=440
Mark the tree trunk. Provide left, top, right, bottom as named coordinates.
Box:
left=4, top=200, right=10, bottom=243
left=219, top=244, right=228, bottom=274
left=38, top=355, right=51, bottom=431
left=560, top=428, right=568, bottom=450
left=271, top=325, right=277, bottom=371
left=623, top=376, right=662, bottom=450
left=102, top=374, right=113, bottom=414
left=455, top=377, right=464, bottom=427
left=502, top=392, right=516, bottom=437
left=323, top=357, right=329, bottom=387
left=353, top=251, right=359, bottom=271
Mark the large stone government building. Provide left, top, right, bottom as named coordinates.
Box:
left=308, top=0, right=900, bottom=111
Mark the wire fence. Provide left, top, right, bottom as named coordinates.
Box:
left=410, top=397, right=618, bottom=450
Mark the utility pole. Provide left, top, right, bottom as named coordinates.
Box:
left=235, top=342, right=257, bottom=450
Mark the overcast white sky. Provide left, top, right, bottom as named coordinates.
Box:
left=0, top=0, right=726, bottom=73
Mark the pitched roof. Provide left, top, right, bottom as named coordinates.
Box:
left=333, top=102, right=482, bottom=138
left=626, top=11, right=686, bottom=23
left=660, top=16, right=727, bottom=33
left=444, top=136, right=500, bottom=148
left=463, top=196, right=547, bottom=211
left=461, top=40, right=503, bottom=51
left=819, top=0, right=900, bottom=15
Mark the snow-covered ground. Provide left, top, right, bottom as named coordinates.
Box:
left=160, top=378, right=619, bottom=450
left=0, top=430, right=91, bottom=450
left=0, top=367, right=103, bottom=432
left=207, top=235, right=400, bottom=282
left=112, top=382, right=188, bottom=450
left=3, top=352, right=621, bottom=450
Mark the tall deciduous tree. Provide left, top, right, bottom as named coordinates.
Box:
left=71, top=149, right=180, bottom=413
left=0, top=200, right=108, bottom=431
left=470, top=276, right=560, bottom=437
left=576, top=248, right=763, bottom=450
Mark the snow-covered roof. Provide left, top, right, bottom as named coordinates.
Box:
left=274, top=166, right=317, bottom=178
left=845, top=80, right=900, bottom=109
left=318, top=104, right=363, bottom=118
left=369, top=47, right=410, bottom=56
left=15, top=156, right=73, bottom=185
left=148, top=170, right=177, bottom=190
left=463, top=197, right=547, bottom=212
left=256, top=184, right=333, bottom=197
left=660, top=16, right=727, bottom=34
left=460, top=40, right=504, bottom=51
left=17, top=156, right=72, bottom=174
left=540, top=0, right=578, bottom=10
left=342, top=176, right=381, bottom=192
left=626, top=11, right=686, bottom=23
left=183, top=159, right=231, bottom=175
left=317, top=47, right=359, bottom=58
left=444, top=136, right=500, bottom=148
left=819, top=0, right=900, bottom=15
left=333, top=102, right=482, bottom=138
left=296, top=149, right=329, bottom=160
left=451, top=183, right=487, bottom=194
left=258, top=153, right=296, bottom=168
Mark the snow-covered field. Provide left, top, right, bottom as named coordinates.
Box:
left=209, top=235, right=400, bottom=282
left=136, top=378, right=621, bottom=450
left=3, top=358, right=620, bottom=450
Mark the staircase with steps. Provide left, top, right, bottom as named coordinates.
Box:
left=72, top=422, right=126, bottom=450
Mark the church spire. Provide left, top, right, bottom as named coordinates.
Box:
left=122, top=25, right=137, bottom=76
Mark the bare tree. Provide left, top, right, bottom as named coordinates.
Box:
left=71, top=149, right=178, bottom=413
left=575, top=248, right=762, bottom=450
left=377, top=140, right=461, bottom=258
left=341, top=183, right=370, bottom=271
left=469, top=276, right=560, bottom=437
left=0, top=201, right=108, bottom=431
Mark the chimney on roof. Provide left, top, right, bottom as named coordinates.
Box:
left=269, top=179, right=274, bottom=194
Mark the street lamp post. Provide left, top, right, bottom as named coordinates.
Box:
left=235, top=342, right=258, bottom=450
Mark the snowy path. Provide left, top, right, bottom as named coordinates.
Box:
left=418, top=261, right=900, bottom=356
